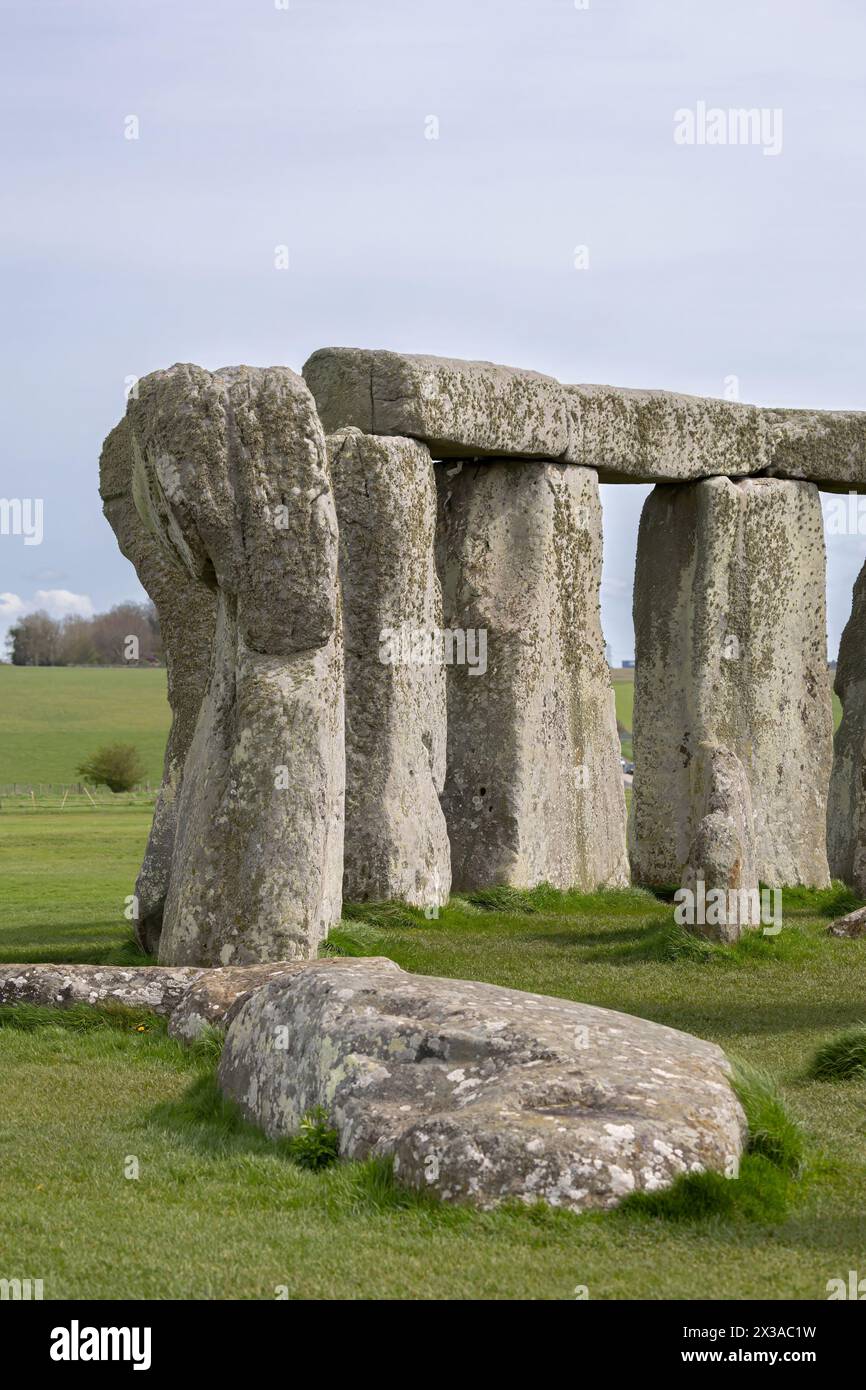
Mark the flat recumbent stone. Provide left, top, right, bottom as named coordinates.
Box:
left=218, top=958, right=745, bottom=1212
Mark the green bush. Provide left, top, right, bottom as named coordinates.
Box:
left=287, top=1106, right=340, bottom=1170
left=77, top=742, right=145, bottom=792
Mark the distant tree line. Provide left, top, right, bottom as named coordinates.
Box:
left=6, top=601, right=163, bottom=667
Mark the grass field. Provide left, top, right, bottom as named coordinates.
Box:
left=2, top=803, right=866, bottom=1298
left=0, top=665, right=860, bottom=1300
left=0, top=666, right=842, bottom=790
left=0, top=666, right=170, bottom=786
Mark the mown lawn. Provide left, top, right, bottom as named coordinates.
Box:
left=1, top=807, right=865, bottom=1299
left=0, top=807, right=150, bottom=963
left=0, top=666, right=170, bottom=786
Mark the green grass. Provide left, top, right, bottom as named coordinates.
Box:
left=0, top=807, right=151, bottom=963
left=0, top=665, right=170, bottom=786
left=2, top=828, right=866, bottom=1298
left=808, top=1025, right=866, bottom=1081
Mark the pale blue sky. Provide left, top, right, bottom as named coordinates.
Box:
left=2, top=0, right=865, bottom=660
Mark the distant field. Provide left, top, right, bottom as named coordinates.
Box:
left=0, top=666, right=171, bottom=785
left=0, top=664, right=842, bottom=789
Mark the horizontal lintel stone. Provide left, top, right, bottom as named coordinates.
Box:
left=302, top=347, right=866, bottom=487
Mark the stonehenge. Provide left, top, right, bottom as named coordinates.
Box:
left=327, top=428, right=450, bottom=909
left=108, top=364, right=344, bottom=966
left=99, top=346, right=866, bottom=960
left=631, top=477, right=833, bottom=896
left=437, top=460, right=627, bottom=891
left=828, top=556, right=866, bottom=894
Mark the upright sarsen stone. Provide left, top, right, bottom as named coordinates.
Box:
left=117, top=363, right=344, bottom=964
left=99, top=418, right=216, bottom=955
left=328, top=428, right=450, bottom=908
left=631, top=477, right=833, bottom=890
left=438, top=461, right=628, bottom=891
left=828, top=558, right=866, bottom=893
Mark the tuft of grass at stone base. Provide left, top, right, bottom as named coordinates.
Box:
left=808, top=1025, right=866, bottom=1081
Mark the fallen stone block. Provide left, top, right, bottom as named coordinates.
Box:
left=166, top=962, right=317, bottom=1041
left=328, top=428, right=450, bottom=908
left=217, top=958, right=746, bottom=1212
left=631, top=477, right=833, bottom=889
left=826, top=906, right=866, bottom=939
left=437, top=459, right=627, bottom=890
left=0, top=965, right=202, bottom=1017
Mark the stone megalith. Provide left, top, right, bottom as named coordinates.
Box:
left=327, top=429, right=450, bottom=908
left=116, top=363, right=344, bottom=965
left=827, top=557, right=866, bottom=893
left=99, top=418, right=216, bottom=954
left=218, top=958, right=746, bottom=1213
left=437, top=460, right=628, bottom=892
left=680, top=743, right=759, bottom=942
left=631, top=476, right=833, bottom=890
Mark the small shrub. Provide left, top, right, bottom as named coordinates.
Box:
left=287, top=1106, right=339, bottom=1171
left=808, top=1025, right=866, bottom=1081
left=77, top=742, right=145, bottom=793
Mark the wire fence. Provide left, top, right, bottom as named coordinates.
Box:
left=0, top=783, right=157, bottom=812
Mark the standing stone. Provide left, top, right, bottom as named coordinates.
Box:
left=119, top=363, right=344, bottom=965
left=328, top=429, right=450, bottom=908
left=827, top=558, right=866, bottom=894
left=632, top=477, right=833, bottom=890
left=438, top=460, right=628, bottom=892
left=99, top=418, right=216, bottom=955
left=680, top=743, right=759, bottom=942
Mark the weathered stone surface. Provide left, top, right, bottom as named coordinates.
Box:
left=563, top=384, right=773, bottom=481
left=303, top=347, right=866, bottom=488
left=0, top=965, right=202, bottom=1017
left=303, top=347, right=866, bottom=486
left=328, top=428, right=450, bottom=908
left=304, top=349, right=569, bottom=459
left=218, top=958, right=745, bottom=1212
left=99, top=418, right=216, bottom=954
left=167, top=962, right=312, bottom=1041
left=765, top=407, right=866, bottom=490
left=826, top=906, right=866, bottom=938
left=680, top=744, right=759, bottom=943
left=631, top=477, right=833, bottom=889
left=437, top=460, right=627, bottom=891
left=828, top=558, right=866, bottom=894
left=123, top=364, right=344, bottom=965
